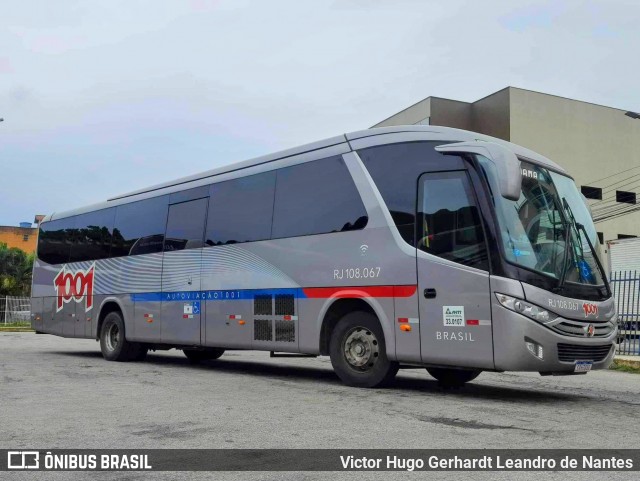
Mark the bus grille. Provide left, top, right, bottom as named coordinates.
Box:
left=550, top=319, right=615, bottom=338
left=254, top=295, right=273, bottom=316
left=557, top=343, right=612, bottom=362
left=275, top=294, right=295, bottom=316
left=275, top=320, right=295, bottom=342
left=254, top=319, right=272, bottom=341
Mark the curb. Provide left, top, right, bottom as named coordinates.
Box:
left=613, top=357, right=640, bottom=369
left=0, top=328, right=34, bottom=333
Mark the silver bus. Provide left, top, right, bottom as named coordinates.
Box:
left=31, top=126, right=616, bottom=387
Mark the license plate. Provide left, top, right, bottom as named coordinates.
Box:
left=574, top=361, right=593, bottom=372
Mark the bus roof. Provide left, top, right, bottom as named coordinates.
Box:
left=44, top=125, right=565, bottom=222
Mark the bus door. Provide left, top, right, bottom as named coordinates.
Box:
left=416, top=170, right=494, bottom=369
left=160, top=197, right=208, bottom=346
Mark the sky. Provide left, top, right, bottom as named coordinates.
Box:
left=1, top=0, right=639, bottom=225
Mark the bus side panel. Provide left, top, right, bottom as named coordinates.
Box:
left=41, top=297, right=56, bottom=334
left=132, top=298, right=161, bottom=342
left=31, top=297, right=43, bottom=332
left=297, top=297, right=324, bottom=355
left=205, top=297, right=253, bottom=349
left=394, top=290, right=421, bottom=363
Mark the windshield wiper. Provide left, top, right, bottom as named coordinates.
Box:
left=553, top=200, right=573, bottom=294
left=573, top=220, right=611, bottom=297
left=555, top=197, right=610, bottom=296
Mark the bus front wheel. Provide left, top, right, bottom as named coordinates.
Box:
left=426, top=367, right=481, bottom=387
left=329, top=312, right=399, bottom=388
left=99, top=311, right=146, bottom=362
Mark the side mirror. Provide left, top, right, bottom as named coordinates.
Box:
left=435, top=141, right=522, bottom=201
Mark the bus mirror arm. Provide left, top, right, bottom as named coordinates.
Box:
left=435, top=141, right=522, bottom=201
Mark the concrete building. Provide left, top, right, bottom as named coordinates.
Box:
left=373, top=87, right=640, bottom=254
left=0, top=216, right=44, bottom=254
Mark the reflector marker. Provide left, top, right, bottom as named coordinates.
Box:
left=282, top=315, right=298, bottom=321
left=400, top=324, right=412, bottom=332
left=397, top=317, right=418, bottom=324
left=466, top=319, right=491, bottom=326
left=228, top=314, right=242, bottom=320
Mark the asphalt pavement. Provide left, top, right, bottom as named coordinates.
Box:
left=2, top=332, right=639, bottom=481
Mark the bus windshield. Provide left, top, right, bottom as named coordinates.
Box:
left=479, top=156, right=606, bottom=288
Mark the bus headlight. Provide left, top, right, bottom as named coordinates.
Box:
left=495, top=293, right=557, bottom=324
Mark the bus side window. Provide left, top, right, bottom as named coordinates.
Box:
left=37, top=218, right=75, bottom=265
left=164, top=198, right=209, bottom=252
left=271, top=155, right=368, bottom=239
left=205, top=171, right=276, bottom=246
left=417, top=171, right=489, bottom=271
left=111, top=195, right=169, bottom=257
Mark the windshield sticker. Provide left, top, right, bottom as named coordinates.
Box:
left=443, top=306, right=465, bottom=326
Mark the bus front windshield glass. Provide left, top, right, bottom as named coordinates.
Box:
left=478, top=156, right=605, bottom=287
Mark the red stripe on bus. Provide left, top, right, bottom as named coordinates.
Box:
left=466, top=319, right=479, bottom=326
left=302, top=285, right=417, bottom=299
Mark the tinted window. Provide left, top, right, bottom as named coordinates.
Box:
left=206, top=172, right=275, bottom=245
left=164, top=198, right=208, bottom=251
left=418, top=171, right=488, bottom=270
left=616, top=190, right=636, bottom=204
left=69, top=208, right=116, bottom=262
left=111, top=196, right=169, bottom=257
left=581, top=185, right=602, bottom=200
left=271, top=156, right=368, bottom=239
left=37, top=217, right=75, bottom=265
left=358, top=141, right=463, bottom=245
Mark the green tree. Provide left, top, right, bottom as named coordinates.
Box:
left=0, top=242, right=34, bottom=296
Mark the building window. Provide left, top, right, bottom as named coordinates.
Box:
left=618, top=234, right=637, bottom=240
left=581, top=186, right=602, bottom=200
left=597, top=232, right=604, bottom=244
left=23, top=234, right=29, bottom=241
left=616, top=190, right=636, bottom=204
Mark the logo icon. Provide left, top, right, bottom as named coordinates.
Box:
left=53, top=264, right=95, bottom=312
left=585, top=324, right=595, bottom=337
left=7, top=451, right=39, bottom=469
left=360, top=245, right=368, bottom=256
left=582, top=302, right=598, bottom=318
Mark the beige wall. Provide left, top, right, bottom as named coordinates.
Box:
left=373, top=98, right=431, bottom=127
left=430, top=98, right=472, bottom=131
left=371, top=87, right=640, bottom=260
left=508, top=88, right=640, bottom=246
left=471, top=88, right=510, bottom=140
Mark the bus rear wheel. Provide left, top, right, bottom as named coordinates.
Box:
left=183, top=348, right=225, bottom=363
left=426, top=367, right=481, bottom=387
left=99, top=311, right=146, bottom=362
left=329, top=312, right=398, bottom=388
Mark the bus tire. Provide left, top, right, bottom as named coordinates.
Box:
left=329, top=311, right=399, bottom=388
left=183, top=348, right=225, bottom=363
left=99, top=311, right=144, bottom=362
left=426, top=368, right=481, bottom=386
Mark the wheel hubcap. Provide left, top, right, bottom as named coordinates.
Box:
left=343, top=327, right=379, bottom=371
left=105, top=323, right=120, bottom=352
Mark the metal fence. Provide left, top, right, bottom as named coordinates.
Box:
left=610, top=271, right=640, bottom=356
left=0, top=296, right=31, bottom=324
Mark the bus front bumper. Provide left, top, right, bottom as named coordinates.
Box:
left=492, top=305, right=616, bottom=374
